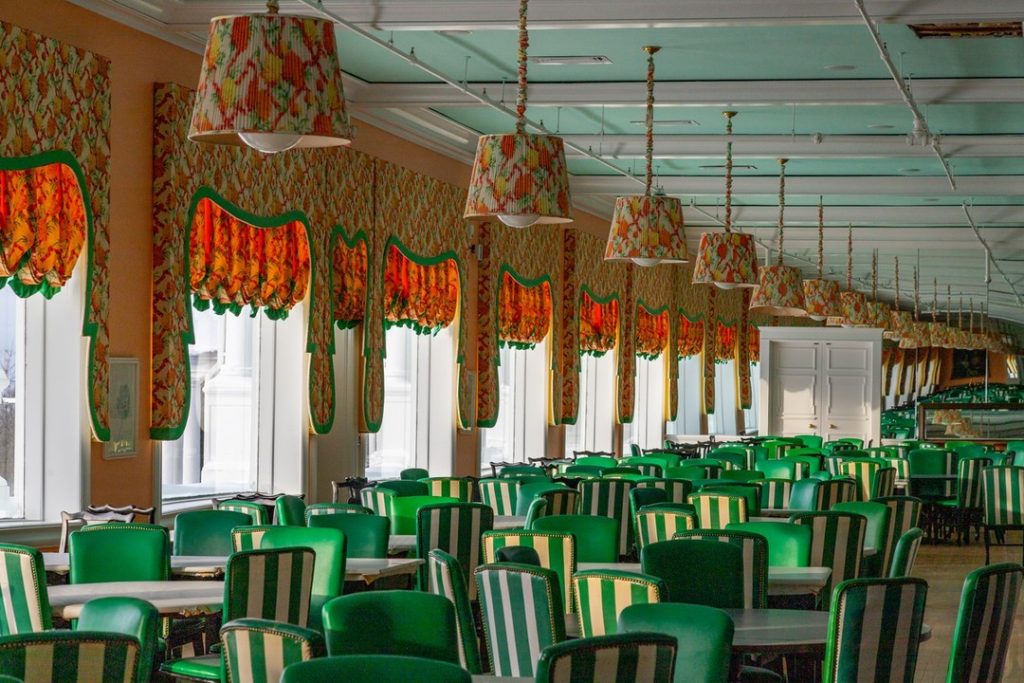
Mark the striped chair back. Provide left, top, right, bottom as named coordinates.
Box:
left=840, top=460, right=882, bottom=501
left=0, top=544, right=52, bottom=635
left=824, top=456, right=846, bottom=477
left=221, top=618, right=325, bottom=683
left=815, top=479, right=858, bottom=510
left=427, top=550, right=483, bottom=674
left=475, top=563, right=566, bottom=678
left=217, top=500, right=270, bottom=526
left=873, top=496, right=923, bottom=578
left=983, top=466, right=1024, bottom=526
left=304, top=503, right=370, bottom=521
left=421, top=477, right=475, bottom=502
left=481, top=530, right=576, bottom=613
left=823, top=577, right=928, bottom=683
left=579, top=479, right=635, bottom=556
left=759, top=478, right=793, bottom=510
left=535, top=633, right=677, bottom=683
left=358, top=487, right=396, bottom=516
left=888, top=528, right=924, bottom=578
left=224, top=548, right=316, bottom=626
left=635, top=509, right=698, bottom=551
left=689, top=493, right=748, bottom=530
left=635, top=479, right=691, bottom=504
left=791, top=512, right=866, bottom=610
left=0, top=631, right=140, bottom=683
left=539, top=489, right=580, bottom=516
left=231, top=525, right=275, bottom=552
left=884, top=457, right=910, bottom=485
left=673, top=530, right=768, bottom=609
left=755, top=459, right=804, bottom=481
left=416, top=503, right=494, bottom=599
left=956, top=457, right=992, bottom=509
left=872, top=467, right=897, bottom=499
left=945, top=563, right=1024, bottom=683
left=478, top=479, right=519, bottom=516
left=573, top=571, right=666, bottom=638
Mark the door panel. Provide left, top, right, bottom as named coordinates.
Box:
left=825, top=345, right=869, bottom=372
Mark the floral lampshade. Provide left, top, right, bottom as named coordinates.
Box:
left=605, top=194, right=687, bottom=265
left=889, top=310, right=913, bottom=341
left=898, top=321, right=926, bottom=349
left=840, top=291, right=868, bottom=327
left=190, top=10, right=353, bottom=152
left=867, top=301, right=890, bottom=329
left=692, top=232, right=759, bottom=288
left=803, top=278, right=839, bottom=320
left=749, top=265, right=807, bottom=317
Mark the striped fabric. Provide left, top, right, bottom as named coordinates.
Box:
left=873, top=496, right=922, bottom=578
left=359, top=487, right=395, bottom=516
left=304, top=503, right=370, bottom=520
left=956, top=458, right=992, bottom=510
left=218, top=501, right=270, bottom=526
left=231, top=526, right=274, bottom=552
left=756, top=460, right=803, bottom=481
left=427, top=550, right=482, bottom=674
left=824, top=456, right=845, bottom=477
left=222, top=619, right=324, bottom=683
left=416, top=503, right=494, bottom=599
left=689, top=493, right=748, bottom=530
left=983, top=466, right=1024, bottom=526
left=579, top=480, right=635, bottom=556
left=673, top=530, right=767, bottom=609
left=824, top=578, right=928, bottom=683
left=791, top=512, right=866, bottom=610
left=539, top=490, right=581, bottom=516
left=840, top=461, right=882, bottom=501
left=945, top=563, right=1024, bottom=683
left=815, top=479, right=857, bottom=510
left=572, top=571, right=666, bottom=637
left=421, top=478, right=475, bottom=502
left=0, top=631, right=140, bottom=683
left=0, top=544, right=51, bottom=635
left=535, top=633, right=677, bottom=683
left=888, top=528, right=923, bottom=578
left=481, top=530, right=576, bottom=613
left=475, top=563, right=566, bottom=678
left=479, top=479, right=519, bottom=516
left=635, top=479, right=691, bottom=504
left=708, top=449, right=747, bottom=471
left=885, top=457, right=910, bottom=484
left=759, top=479, right=793, bottom=510
left=873, top=468, right=897, bottom=499
left=634, top=509, right=697, bottom=551
left=225, top=549, right=316, bottom=625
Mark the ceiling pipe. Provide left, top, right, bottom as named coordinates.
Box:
left=853, top=0, right=957, bottom=191
left=962, top=204, right=1023, bottom=306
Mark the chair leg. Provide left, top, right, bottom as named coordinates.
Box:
left=984, top=527, right=991, bottom=564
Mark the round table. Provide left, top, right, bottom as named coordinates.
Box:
left=47, top=580, right=224, bottom=620
left=725, top=608, right=930, bottom=655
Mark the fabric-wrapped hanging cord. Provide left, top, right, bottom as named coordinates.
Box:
left=579, top=291, right=618, bottom=357
left=677, top=315, right=704, bottom=358
left=636, top=306, right=668, bottom=359
left=384, top=244, right=459, bottom=335
left=498, top=271, right=551, bottom=349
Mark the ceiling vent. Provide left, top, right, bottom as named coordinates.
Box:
left=909, top=22, right=1022, bottom=38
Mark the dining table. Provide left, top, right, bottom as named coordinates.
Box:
left=48, top=580, right=224, bottom=620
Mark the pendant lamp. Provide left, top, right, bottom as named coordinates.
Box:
left=464, top=0, right=571, bottom=227
left=888, top=256, right=913, bottom=341
left=605, top=46, right=686, bottom=266
left=749, top=159, right=807, bottom=316
left=802, top=196, right=840, bottom=320
left=190, top=0, right=353, bottom=153
left=839, top=225, right=867, bottom=327
left=692, top=112, right=759, bottom=288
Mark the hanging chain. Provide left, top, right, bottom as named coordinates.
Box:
left=958, top=294, right=963, bottom=329
left=970, top=300, right=975, bottom=333
left=894, top=257, right=900, bottom=309
left=817, top=196, right=824, bottom=278
left=913, top=266, right=919, bottom=321
left=871, top=249, right=878, bottom=302
left=514, top=0, right=529, bottom=134
left=776, top=159, right=787, bottom=266
left=946, top=284, right=952, bottom=325
left=723, top=112, right=735, bottom=233
left=847, top=225, right=853, bottom=291
left=932, top=278, right=938, bottom=323
left=643, top=47, right=659, bottom=196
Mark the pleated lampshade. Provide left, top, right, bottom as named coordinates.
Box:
left=867, top=301, right=890, bottom=329
left=803, top=279, right=840, bottom=320
left=605, top=194, right=687, bottom=265
left=750, top=265, right=807, bottom=317
left=692, top=232, right=759, bottom=288
left=840, top=291, right=868, bottom=327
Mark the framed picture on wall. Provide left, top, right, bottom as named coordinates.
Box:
left=104, top=357, right=139, bottom=458
left=951, top=349, right=986, bottom=381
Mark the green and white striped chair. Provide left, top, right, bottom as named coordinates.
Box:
left=945, top=563, right=1024, bottom=683
left=427, top=550, right=482, bottom=674
left=823, top=577, right=928, bottom=683
left=982, top=466, right=1024, bottom=563
left=221, top=619, right=324, bottom=683
left=475, top=563, right=566, bottom=678
left=872, top=496, right=922, bottom=577
left=217, top=500, right=270, bottom=526
left=0, top=631, right=141, bottom=683
left=478, top=478, right=518, bottom=516
left=481, top=530, right=576, bottom=614
left=304, top=503, right=370, bottom=521
left=689, top=492, right=748, bottom=530
left=815, top=479, right=858, bottom=510
left=938, top=457, right=991, bottom=545
left=538, top=489, right=581, bottom=517
left=572, top=571, right=666, bottom=637
left=579, top=479, right=635, bottom=556
left=759, top=478, right=793, bottom=511
left=416, top=503, right=494, bottom=597
left=534, top=633, right=677, bottom=683
left=230, top=525, right=275, bottom=551
left=635, top=478, right=692, bottom=504
left=634, top=508, right=698, bottom=551
left=839, top=460, right=882, bottom=501
left=790, top=512, right=866, bottom=610
left=358, top=487, right=396, bottom=517
left=673, top=530, right=768, bottom=609
left=0, top=544, right=52, bottom=635
left=872, top=467, right=897, bottom=499
left=888, top=528, right=924, bottom=578
left=884, top=457, right=910, bottom=491
left=420, top=477, right=475, bottom=502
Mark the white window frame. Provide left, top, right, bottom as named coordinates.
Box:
left=667, top=354, right=702, bottom=438
left=625, top=355, right=666, bottom=450
left=480, top=339, right=549, bottom=467
left=744, top=361, right=761, bottom=434
left=565, top=351, right=615, bottom=455
left=709, top=359, right=738, bottom=435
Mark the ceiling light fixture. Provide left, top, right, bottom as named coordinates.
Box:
left=802, top=196, right=840, bottom=320
left=749, top=159, right=807, bottom=316
left=530, top=55, right=612, bottom=65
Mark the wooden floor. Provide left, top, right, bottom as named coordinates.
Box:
left=911, top=534, right=1024, bottom=682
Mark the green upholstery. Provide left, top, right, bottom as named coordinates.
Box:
left=721, top=470, right=765, bottom=483
left=259, top=527, right=346, bottom=632
left=576, top=456, right=618, bottom=469
left=790, top=512, right=866, bottom=609
left=689, top=492, right=747, bottom=530
left=872, top=467, right=897, bottom=499
left=756, top=460, right=804, bottom=481
left=538, top=489, right=581, bottom=516
left=217, top=500, right=270, bottom=526
left=823, top=578, right=928, bottom=683
left=532, top=514, right=618, bottom=563
left=579, top=479, right=635, bottom=556
left=174, top=510, right=251, bottom=556
left=726, top=521, right=811, bottom=568
left=618, top=603, right=733, bottom=683
left=824, top=456, right=846, bottom=477
left=495, top=546, right=540, bottom=565
left=572, top=571, right=666, bottom=637
left=665, top=465, right=712, bottom=481
left=787, top=452, right=824, bottom=474
left=689, top=457, right=730, bottom=472
left=400, top=468, right=429, bottom=481
left=629, top=487, right=669, bottom=519
left=640, top=539, right=745, bottom=609
left=762, top=439, right=796, bottom=460
left=280, top=655, right=470, bottom=683
left=478, top=478, right=519, bottom=516
left=983, top=466, right=1024, bottom=563
left=635, top=478, right=692, bottom=503
left=675, top=530, right=767, bottom=608
left=759, top=479, right=793, bottom=510
left=359, top=487, right=396, bottom=516
left=76, top=597, right=158, bottom=683
left=796, top=434, right=824, bottom=449
left=700, top=483, right=761, bottom=516
left=420, top=477, right=475, bottom=502
left=872, top=496, right=922, bottom=577
left=322, top=591, right=460, bottom=664
left=832, top=501, right=891, bottom=577
left=426, top=550, right=482, bottom=674
left=69, top=524, right=169, bottom=584
left=498, top=465, right=546, bottom=478
left=839, top=460, right=882, bottom=501
left=307, top=513, right=389, bottom=558
left=474, top=563, right=566, bottom=678
left=708, top=448, right=748, bottom=471
left=222, top=619, right=324, bottom=683
left=888, top=528, right=923, bottom=578
left=908, top=448, right=959, bottom=500
left=789, top=479, right=820, bottom=511
left=524, top=497, right=548, bottom=528
left=0, top=631, right=141, bottom=683
left=945, top=563, right=1024, bottom=683
left=535, top=632, right=678, bottom=683
left=952, top=444, right=988, bottom=459
left=816, top=479, right=859, bottom=510
left=0, top=544, right=52, bottom=635
left=564, top=465, right=606, bottom=479
left=416, top=503, right=494, bottom=597
left=883, top=457, right=910, bottom=483
left=274, top=496, right=306, bottom=526
left=303, top=503, right=370, bottom=521
left=640, top=450, right=683, bottom=470
left=481, top=530, right=575, bottom=613
left=516, top=482, right=568, bottom=516
left=838, top=438, right=865, bottom=448
left=230, top=525, right=275, bottom=551
left=618, top=458, right=665, bottom=477
left=377, top=480, right=429, bottom=497
left=391, top=495, right=459, bottom=535
left=938, top=456, right=992, bottom=543
left=635, top=508, right=697, bottom=551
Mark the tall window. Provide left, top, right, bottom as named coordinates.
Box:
left=667, top=354, right=702, bottom=436
left=624, top=356, right=665, bottom=450
left=744, top=361, right=760, bottom=434
left=565, top=351, right=615, bottom=454
left=708, top=360, right=738, bottom=435
left=480, top=340, right=548, bottom=467
left=0, top=288, right=23, bottom=518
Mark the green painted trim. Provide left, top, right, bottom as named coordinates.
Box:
left=678, top=309, right=706, bottom=323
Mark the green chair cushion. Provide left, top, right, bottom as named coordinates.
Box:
left=159, top=654, right=221, bottom=680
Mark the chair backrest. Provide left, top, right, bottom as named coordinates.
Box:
left=790, top=512, right=866, bottom=609
left=955, top=457, right=992, bottom=508
left=274, top=496, right=306, bottom=526
left=983, top=466, right=1024, bottom=526
left=618, top=603, right=733, bottom=683
left=619, top=458, right=665, bottom=478
left=564, top=465, right=606, bottom=480
left=789, top=478, right=821, bottom=511
left=481, top=530, right=576, bottom=614
left=635, top=508, right=698, bottom=551
left=478, top=478, right=519, bottom=516
left=909, top=448, right=959, bottom=498
left=426, top=550, right=482, bottom=674
left=872, top=467, right=897, bottom=499
left=231, top=525, right=275, bottom=551
left=725, top=521, right=812, bottom=568
left=68, top=524, right=169, bottom=584
left=358, top=487, right=396, bottom=516
left=416, top=503, right=494, bottom=598
left=535, top=632, right=678, bottom=683
left=634, top=478, right=692, bottom=504
left=759, top=478, right=794, bottom=510
left=217, top=500, right=270, bottom=526
left=258, top=527, right=346, bottom=632
left=673, top=530, right=767, bottom=609
left=945, top=563, right=1024, bottom=683
left=0, top=631, right=141, bottom=683
left=873, top=496, right=923, bottom=577
left=225, top=548, right=317, bottom=626
left=307, top=513, right=389, bottom=558
left=576, top=456, right=618, bottom=469
left=823, top=578, right=928, bottom=683
left=173, top=510, right=252, bottom=556
left=222, top=618, right=325, bottom=683
left=796, top=434, right=824, bottom=449
left=0, top=543, right=52, bottom=635
left=376, top=480, right=429, bottom=497
left=474, top=563, right=566, bottom=678
left=689, top=492, right=748, bottom=530
left=538, top=489, right=581, bottom=517
left=832, top=501, right=892, bottom=567
left=888, top=528, right=924, bottom=578
left=640, top=539, right=745, bottom=609
left=400, top=468, right=430, bottom=481
left=700, top=483, right=761, bottom=516
left=572, top=570, right=666, bottom=637
left=58, top=505, right=156, bottom=554
left=629, top=487, right=669, bottom=520
left=815, top=479, right=858, bottom=510
left=515, top=482, right=568, bottom=516
left=531, top=514, right=619, bottom=563
left=579, top=479, right=635, bottom=556
left=420, top=477, right=475, bottom=502
left=304, top=503, right=370, bottom=521
left=76, top=597, right=159, bottom=683
left=756, top=459, right=803, bottom=481
left=279, top=655, right=470, bottom=683
left=840, top=460, right=881, bottom=501
left=708, top=448, right=747, bottom=471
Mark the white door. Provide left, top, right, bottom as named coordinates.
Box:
left=769, top=341, right=822, bottom=437
left=821, top=342, right=873, bottom=442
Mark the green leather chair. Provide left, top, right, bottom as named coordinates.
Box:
left=937, top=456, right=991, bottom=544
left=756, top=459, right=804, bottom=481
left=376, top=480, right=429, bottom=497
left=536, top=489, right=581, bottom=517
left=303, top=503, right=371, bottom=521
left=759, top=478, right=793, bottom=511
left=788, top=479, right=820, bottom=511
left=945, top=563, right=1024, bottom=683
left=872, top=496, right=922, bottom=577
left=481, top=530, right=576, bottom=614
left=887, top=528, right=924, bottom=578
left=478, top=478, right=519, bottom=516
left=839, top=460, right=883, bottom=501
left=665, top=465, right=715, bottom=481
left=391, top=495, right=459, bottom=535
left=535, top=632, right=678, bottom=683
left=426, top=550, right=482, bottom=674
left=635, top=507, right=698, bottom=551
left=576, top=456, right=618, bottom=469
left=816, top=479, right=859, bottom=510
left=494, top=546, right=540, bottom=564
left=222, top=619, right=325, bottom=683
left=982, top=466, right=1024, bottom=563
left=531, top=514, right=618, bottom=563
left=77, top=597, right=159, bottom=683
left=640, top=539, right=745, bottom=609
left=274, top=495, right=306, bottom=526
left=908, top=448, right=959, bottom=501
left=0, top=543, right=52, bottom=635
left=307, top=513, right=389, bottom=558
left=69, top=524, right=169, bottom=584
left=832, top=501, right=891, bottom=577
left=634, top=479, right=692, bottom=504
left=790, top=512, right=866, bottom=609
left=629, top=487, right=669, bottom=529
left=726, top=521, right=811, bottom=567
left=498, top=465, right=546, bottom=479
left=515, top=482, right=568, bottom=516
left=400, top=467, right=430, bottom=481
left=689, top=492, right=748, bottom=530
left=674, top=530, right=768, bottom=608
left=416, top=503, right=494, bottom=595
left=173, top=510, right=251, bottom=556
left=700, top=483, right=761, bottom=516
left=572, top=570, right=666, bottom=637
left=280, top=655, right=470, bottom=683
left=721, top=469, right=766, bottom=483
left=420, top=477, right=475, bottom=502
left=564, top=465, right=606, bottom=479
left=579, top=479, right=635, bottom=556
left=217, top=500, right=270, bottom=526
left=259, top=527, right=346, bottom=632
left=618, top=603, right=733, bottom=683
left=359, top=487, right=396, bottom=516
left=618, top=457, right=667, bottom=477
left=0, top=631, right=141, bottom=683
left=708, top=447, right=749, bottom=471
left=795, top=434, right=824, bottom=449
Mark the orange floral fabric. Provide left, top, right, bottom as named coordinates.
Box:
left=332, top=233, right=366, bottom=329
left=677, top=315, right=704, bottom=358
left=748, top=324, right=761, bottom=363
left=189, top=197, right=310, bottom=319
left=636, top=306, right=669, bottom=359
left=0, top=163, right=86, bottom=299
left=716, top=321, right=738, bottom=362
left=579, top=292, right=618, bottom=356
left=383, top=244, right=459, bottom=335
left=498, top=271, right=552, bottom=349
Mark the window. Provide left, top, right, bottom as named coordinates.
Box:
left=364, top=324, right=455, bottom=480
left=0, top=288, right=24, bottom=519
left=744, top=361, right=760, bottom=434
left=624, top=356, right=665, bottom=450
left=480, top=340, right=548, bottom=468
left=565, top=351, right=615, bottom=454
left=667, top=355, right=702, bottom=437
left=708, top=360, right=738, bottom=435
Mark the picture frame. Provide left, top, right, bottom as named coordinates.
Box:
left=104, top=357, right=139, bottom=459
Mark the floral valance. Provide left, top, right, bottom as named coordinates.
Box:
left=677, top=314, right=704, bottom=358
left=748, top=324, right=761, bottom=363
left=498, top=270, right=552, bottom=349
left=332, top=231, right=367, bottom=330
left=715, top=320, right=738, bottom=363
left=0, top=163, right=87, bottom=299
left=384, top=243, right=459, bottom=335
left=189, top=197, right=310, bottom=319
left=579, top=290, right=618, bottom=357
left=636, top=305, right=669, bottom=359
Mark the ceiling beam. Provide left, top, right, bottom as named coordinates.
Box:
left=571, top=175, right=1024, bottom=196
